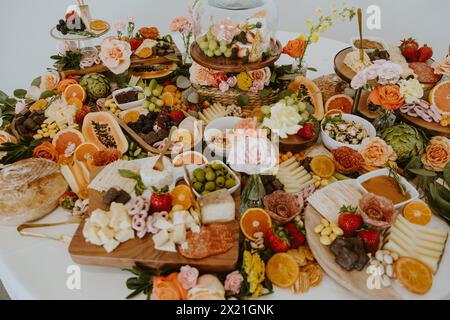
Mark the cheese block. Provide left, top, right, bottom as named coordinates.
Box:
left=276, top=157, right=315, bottom=194
left=198, top=103, right=227, bottom=123
left=199, top=189, right=235, bottom=224
left=383, top=215, right=448, bottom=273
left=0, top=158, right=68, bottom=225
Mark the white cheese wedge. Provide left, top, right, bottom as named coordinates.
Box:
left=199, top=189, right=235, bottom=224
left=103, top=239, right=120, bottom=253
left=115, top=229, right=135, bottom=243
left=154, top=217, right=174, bottom=231
left=90, top=210, right=110, bottom=228
left=153, top=230, right=170, bottom=248
left=171, top=224, right=186, bottom=244
left=172, top=211, right=188, bottom=225
left=155, top=240, right=177, bottom=253
left=98, top=227, right=115, bottom=243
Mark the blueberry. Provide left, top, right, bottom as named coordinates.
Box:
left=256, top=22, right=262, bottom=29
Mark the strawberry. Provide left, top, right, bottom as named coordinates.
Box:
left=297, top=123, right=315, bottom=140
left=202, top=101, right=210, bottom=109
left=400, top=38, right=419, bottom=62
left=130, top=38, right=143, bottom=51
left=285, top=223, right=306, bottom=249
left=59, top=191, right=78, bottom=210
left=150, top=186, right=172, bottom=212
left=265, top=228, right=290, bottom=253
left=417, top=44, right=433, bottom=62
left=169, top=109, right=185, bottom=124
left=338, top=205, right=362, bottom=237
left=358, top=229, right=380, bottom=255
left=75, top=111, right=87, bottom=126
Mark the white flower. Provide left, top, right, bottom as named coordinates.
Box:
left=351, top=72, right=368, bottom=89
left=40, top=71, right=61, bottom=91
left=25, top=86, right=43, bottom=101
left=377, top=61, right=403, bottom=85
left=262, top=102, right=302, bottom=139
left=364, top=65, right=379, bottom=80
left=99, top=37, right=132, bottom=75
left=399, top=78, right=424, bottom=104
left=57, top=40, right=78, bottom=56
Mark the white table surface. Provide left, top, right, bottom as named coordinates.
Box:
left=0, top=31, right=447, bottom=300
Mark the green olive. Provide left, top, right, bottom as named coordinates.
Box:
left=216, top=176, right=225, bottom=188
left=211, top=163, right=223, bottom=170
left=193, top=182, right=204, bottom=192
left=205, top=181, right=216, bottom=191
left=205, top=171, right=216, bottom=182
left=225, top=179, right=235, bottom=189
left=194, top=170, right=206, bottom=182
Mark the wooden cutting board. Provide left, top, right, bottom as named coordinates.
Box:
left=69, top=190, right=241, bottom=273
left=305, top=205, right=402, bottom=300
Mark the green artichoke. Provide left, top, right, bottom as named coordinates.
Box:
left=80, top=73, right=111, bottom=100
left=381, top=124, right=426, bottom=163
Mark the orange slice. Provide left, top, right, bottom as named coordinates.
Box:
left=266, top=253, right=299, bottom=288
left=403, top=201, right=432, bottom=226
left=325, top=94, right=353, bottom=114
left=90, top=20, right=108, bottom=31
left=74, top=142, right=99, bottom=163
left=394, top=257, right=433, bottom=295
left=29, top=99, right=48, bottom=111
left=122, top=110, right=141, bottom=124
left=171, top=185, right=193, bottom=210
left=310, top=155, right=336, bottom=178
left=64, top=84, right=86, bottom=103
left=163, top=85, right=178, bottom=94
left=429, top=80, right=450, bottom=115
left=162, top=92, right=175, bottom=107
left=240, top=208, right=272, bottom=241
left=67, top=97, right=83, bottom=110
left=52, top=129, right=85, bottom=156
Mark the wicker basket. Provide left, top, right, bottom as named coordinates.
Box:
left=196, top=86, right=279, bottom=108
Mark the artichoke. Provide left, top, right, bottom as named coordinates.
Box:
left=80, top=73, right=111, bottom=100
left=381, top=124, right=425, bottom=163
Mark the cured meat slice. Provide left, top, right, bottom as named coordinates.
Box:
left=409, top=62, right=441, bottom=84
left=178, top=223, right=235, bottom=259
left=263, top=191, right=302, bottom=224
left=358, top=193, right=397, bottom=231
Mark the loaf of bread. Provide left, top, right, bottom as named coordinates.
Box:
left=0, top=158, right=68, bottom=225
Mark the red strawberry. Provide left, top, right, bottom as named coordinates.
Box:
left=338, top=206, right=362, bottom=237
left=130, top=38, right=143, bottom=51
left=82, top=105, right=95, bottom=113
left=202, top=101, right=210, bottom=109
left=75, top=111, right=87, bottom=126
left=400, top=38, right=419, bottom=62
left=169, top=109, right=185, bottom=124
left=417, top=44, right=433, bottom=62
left=358, top=229, right=380, bottom=254
left=150, top=186, right=172, bottom=212
left=265, top=228, right=290, bottom=253
left=286, top=223, right=306, bottom=249
left=297, top=123, right=315, bottom=140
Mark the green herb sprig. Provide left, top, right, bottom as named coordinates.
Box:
left=118, top=169, right=146, bottom=196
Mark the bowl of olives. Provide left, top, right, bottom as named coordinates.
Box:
left=184, top=160, right=240, bottom=197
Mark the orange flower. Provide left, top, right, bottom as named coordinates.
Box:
left=368, top=85, right=405, bottom=110
left=33, top=142, right=59, bottom=162
left=152, top=273, right=188, bottom=300
left=421, top=136, right=450, bottom=172
left=282, top=39, right=306, bottom=59
left=139, top=27, right=160, bottom=40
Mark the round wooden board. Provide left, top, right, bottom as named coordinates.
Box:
left=334, top=47, right=357, bottom=83
left=190, top=41, right=282, bottom=73
left=279, top=134, right=319, bottom=153
left=400, top=113, right=450, bottom=137
left=304, top=205, right=403, bottom=300
left=357, top=90, right=379, bottom=120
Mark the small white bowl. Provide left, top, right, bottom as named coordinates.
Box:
left=320, top=114, right=376, bottom=151
left=204, top=117, right=242, bottom=157
left=356, top=168, right=419, bottom=209
left=113, top=86, right=146, bottom=111
left=350, top=36, right=388, bottom=53
left=183, top=160, right=240, bottom=198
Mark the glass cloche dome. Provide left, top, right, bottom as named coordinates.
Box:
left=193, top=0, right=279, bottom=62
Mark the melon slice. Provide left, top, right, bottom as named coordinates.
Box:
left=325, top=94, right=353, bottom=114
left=288, top=76, right=324, bottom=120
left=82, top=112, right=129, bottom=153
left=429, top=80, right=450, bottom=115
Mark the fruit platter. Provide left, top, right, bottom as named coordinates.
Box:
left=1, top=0, right=450, bottom=301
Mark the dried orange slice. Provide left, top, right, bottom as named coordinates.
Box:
left=394, top=257, right=433, bottom=295
left=403, top=201, right=432, bottom=226
left=325, top=94, right=353, bottom=114
left=240, top=208, right=272, bottom=241
left=64, top=84, right=86, bottom=103
left=67, top=97, right=83, bottom=110
left=162, top=92, right=175, bottom=107
left=52, top=129, right=85, bottom=156
left=171, top=185, right=193, bottom=210
left=90, top=20, right=108, bottom=31
left=310, top=155, right=336, bottom=178
left=74, top=142, right=99, bottom=163
left=266, top=253, right=299, bottom=288
left=429, top=80, right=450, bottom=115
left=163, top=85, right=178, bottom=94
left=122, top=110, right=141, bottom=124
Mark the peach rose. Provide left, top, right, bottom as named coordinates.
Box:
left=177, top=266, right=199, bottom=290
left=282, top=39, right=306, bottom=59
left=152, top=272, right=188, bottom=300
left=189, top=62, right=211, bottom=86
left=40, top=71, right=60, bottom=91
left=359, top=137, right=397, bottom=167
left=99, top=37, right=132, bottom=75
left=421, top=136, right=450, bottom=172
left=224, top=271, right=244, bottom=295
left=368, top=85, right=405, bottom=110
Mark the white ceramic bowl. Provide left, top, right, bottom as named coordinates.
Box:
left=355, top=168, right=419, bottom=209
left=350, top=36, right=388, bottom=53
left=183, top=160, right=240, bottom=198
left=320, top=114, right=376, bottom=151
left=204, top=117, right=242, bottom=157
left=113, top=86, right=146, bottom=111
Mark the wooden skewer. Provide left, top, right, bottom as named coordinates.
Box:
left=357, top=8, right=364, bottom=63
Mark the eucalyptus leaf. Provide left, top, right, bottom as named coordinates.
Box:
left=5, top=98, right=17, bottom=106
left=258, top=89, right=271, bottom=98
left=13, top=89, right=27, bottom=99
left=39, top=90, right=56, bottom=100
left=277, top=89, right=294, bottom=100
left=408, top=168, right=437, bottom=177
left=0, top=90, right=8, bottom=103
left=31, top=76, right=41, bottom=87
left=444, top=163, right=450, bottom=185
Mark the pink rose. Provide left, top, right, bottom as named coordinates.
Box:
left=219, top=81, right=230, bottom=92
left=224, top=271, right=243, bottom=295
left=171, top=17, right=190, bottom=33
left=248, top=69, right=266, bottom=83
left=177, top=265, right=199, bottom=290
left=212, top=71, right=227, bottom=87
left=249, top=81, right=264, bottom=93
left=99, top=37, right=132, bottom=75
left=227, top=76, right=237, bottom=87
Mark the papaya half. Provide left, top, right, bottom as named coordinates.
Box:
left=288, top=76, right=325, bottom=120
